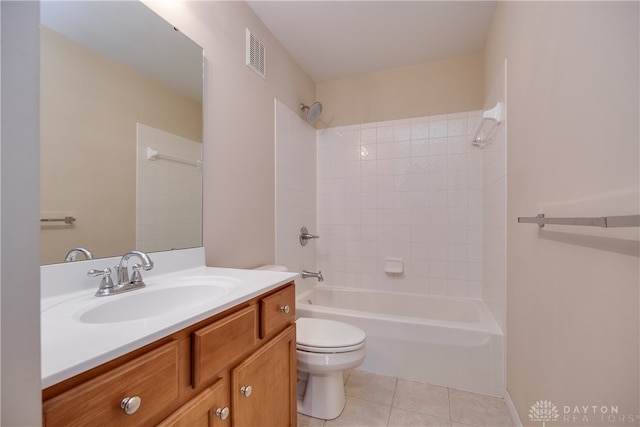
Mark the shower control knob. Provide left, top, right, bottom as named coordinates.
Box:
left=216, top=407, right=230, bottom=420
left=120, top=396, right=141, bottom=415
left=240, top=385, right=252, bottom=397
left=280, top=305, right=290, bottom=314
left=299, top=226, right=320, bottom=246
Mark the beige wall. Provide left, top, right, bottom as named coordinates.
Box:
left=485, top=2, right=639, bottom=423
left=40, top=26, right=202, bottom=264
left=316, top=53, right=484, bottom=128
left=146, top=1, right=315, bottom=269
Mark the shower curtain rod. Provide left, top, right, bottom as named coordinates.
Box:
left=517, top=213, right=640, bottom=228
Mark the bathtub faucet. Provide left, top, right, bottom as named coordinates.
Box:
left=301, top=270, right=324, bottom=282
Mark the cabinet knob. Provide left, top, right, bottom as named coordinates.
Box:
left=215, top=406, right=230, bottom=420
left=280, top=305, right=290, bottom=314
left=120, top=396, right=141, bottom=415
left=240, top=385, right=253, bottom=397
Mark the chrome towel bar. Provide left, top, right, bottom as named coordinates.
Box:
left=518, top=213, right=640, bottom=228
left=40, top=216, right=76, bottom=225
left=146, top=147, right=201, bottom=169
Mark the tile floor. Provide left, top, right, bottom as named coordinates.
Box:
left=297, top=370, right=515, bottom=427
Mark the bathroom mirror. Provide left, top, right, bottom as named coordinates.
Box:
left=40, top=1, right=203, bottom=265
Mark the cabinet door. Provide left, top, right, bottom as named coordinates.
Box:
left=158, top=379, right=229, bottom=427
left=231, top=324, right=296, bottom=427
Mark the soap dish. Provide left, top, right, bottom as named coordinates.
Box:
left=384, top=257, right=404, bottom=274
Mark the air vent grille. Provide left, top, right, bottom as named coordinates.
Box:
left=246, top=28, right=266, bottom=79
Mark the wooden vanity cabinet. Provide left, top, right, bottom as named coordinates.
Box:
left=42, top=282, right=297, bottom=427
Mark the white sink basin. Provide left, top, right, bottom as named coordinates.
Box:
left=75, top=278, right=236, bottom=324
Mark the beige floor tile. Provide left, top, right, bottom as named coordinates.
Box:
left=393, top=378, right=450, bottom=419
left=449, top=389, right=514, bottom=427
left=324, top=397, right=391, bottom=427
left=388, top=407, right=452, bottom=427
left=345, top=370, right=397, bottom=405
left=298, top=412, right=326, bottom=427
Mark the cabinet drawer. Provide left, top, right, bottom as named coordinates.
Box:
left=259, top=283, right=295, bottom=338
left=43, top=341, right=179, bottom=427
left=192, top=305, right=257, bottom=387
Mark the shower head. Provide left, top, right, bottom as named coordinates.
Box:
left=300, top=102, right=323, bottom=124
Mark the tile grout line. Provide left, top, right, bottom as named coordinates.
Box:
left=447, top=386, right=453, bottom=423
left=385, top=377, right=399, bottom=426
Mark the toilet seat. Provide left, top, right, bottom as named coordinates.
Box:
left=296, top=318, right=366, bottom=353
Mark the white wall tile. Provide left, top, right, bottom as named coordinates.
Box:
left=315, top=109, right=498, bottom=300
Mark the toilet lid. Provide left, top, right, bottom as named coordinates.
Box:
left=296, top=318, right=366, bottom=353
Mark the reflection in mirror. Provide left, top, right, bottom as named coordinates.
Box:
left=40, top=1, right=203, bottom=265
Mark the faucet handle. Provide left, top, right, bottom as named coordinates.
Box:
left=131, top=263, right=143, bottom=285
left=88, top=268, right=115, bottom=296
left=88, top=267, right=112, bottom=279
left=299, top=226, right=320, bottom=246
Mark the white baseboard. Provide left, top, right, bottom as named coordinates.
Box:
left=504, top=390, right=523, bottom=427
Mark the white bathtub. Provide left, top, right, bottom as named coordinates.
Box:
left=296, top=286, right=504, bottom=397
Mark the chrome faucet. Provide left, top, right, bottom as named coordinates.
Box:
left=64, top=247, right=93, bottom=262
left=116, top=250, right=154, bottom=287
left=301, top=270, right=323, bottom=282
left=90, top=250, right=154, bottom=297
left=87, top=251, right=153, bottom=297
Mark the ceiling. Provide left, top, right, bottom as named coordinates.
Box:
left=248, top=1, right=497, bottom=83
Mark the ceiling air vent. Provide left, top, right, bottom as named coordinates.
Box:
left=246, top=28, right=266, bottom=79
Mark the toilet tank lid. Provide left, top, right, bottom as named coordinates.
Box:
left=296, top=318, right=366, bottom=349
left=253, top=265, right=288, bottom=272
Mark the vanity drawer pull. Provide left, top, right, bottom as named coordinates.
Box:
left=240, top=385, right=253, bottom=397
left=120, top=396, right=141, bottom=415
left=280, top=305, right=290, bottom=314
left=216, top=406, right=230, bottom=420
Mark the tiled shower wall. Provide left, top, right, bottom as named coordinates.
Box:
left=316, top=111, right=484, bottom=299
left=275, top=100, right=317, bottom=294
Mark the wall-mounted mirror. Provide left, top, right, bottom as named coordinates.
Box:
left=40, top=1, right=204, bottom=265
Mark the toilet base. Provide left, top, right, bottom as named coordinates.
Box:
left=297, top=370, right=345, bottom=420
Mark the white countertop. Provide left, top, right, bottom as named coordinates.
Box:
left=41, top=264, right=298, bottom=389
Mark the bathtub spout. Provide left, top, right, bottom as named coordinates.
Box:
left=302, top=270, right=324, bottom=282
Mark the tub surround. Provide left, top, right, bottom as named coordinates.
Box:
left=315, top=111, right=484, bottom=299
left=41, top=247, right=299, bottom=388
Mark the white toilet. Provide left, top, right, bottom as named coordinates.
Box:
left=296, top=317, right=366, bottom=419
left=253, top=265, right=366, bottom=420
